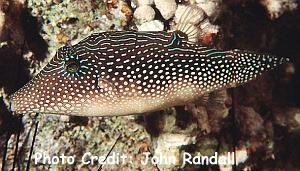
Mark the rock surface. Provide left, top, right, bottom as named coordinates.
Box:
left=260, top=0, right=298, bottom=19
left=134, top=5, right=156, bottom=24
left=154, top=0, right=177, bottom=20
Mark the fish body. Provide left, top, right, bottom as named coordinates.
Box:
left=10, top=31, right=289, bottom=116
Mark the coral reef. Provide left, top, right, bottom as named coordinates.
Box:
left=0, top=0, right=299, bottom=170
left=260, top=0, right=298, bottom=19
left=0, top=11, right=4, bottom=38
left=196, top=0, right=222, bottom=21
left=137, top=0, right=154, bottom=6
left=154, top=0, right=177, bottom=20
left=137, top=20, right=164, bottom=31
left=134, top=5, right=155, bottom=24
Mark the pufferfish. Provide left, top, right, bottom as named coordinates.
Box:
left=10, top=6, right=289, bottom=116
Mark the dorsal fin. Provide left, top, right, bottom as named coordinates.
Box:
left=173, top=5, right=207, bottom=43
left=176, top=5, right=206, bottom=26
left=165, top=31, right=185, bottom=48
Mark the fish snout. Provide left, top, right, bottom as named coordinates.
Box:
left=9, top=82, right=38, bottom=114
left=10, top=98, right=15, bottom=112
left=10, top=91, right=22, bottom=113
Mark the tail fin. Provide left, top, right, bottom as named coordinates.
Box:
left=228, top=49, right=290, bottom=85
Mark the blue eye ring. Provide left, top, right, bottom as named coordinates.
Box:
left=65, top=59, right=80, bottom=74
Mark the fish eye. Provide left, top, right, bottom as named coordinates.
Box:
left=65, top=59, right=80, bottom=74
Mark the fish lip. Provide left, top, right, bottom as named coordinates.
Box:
left=9, top=101, right=14, bottom=112
left=9, top=94, right=17, bottom=112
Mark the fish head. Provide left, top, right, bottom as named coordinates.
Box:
left=10, top=45, right=104, bottom=116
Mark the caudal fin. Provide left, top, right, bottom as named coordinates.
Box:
left=228, top=49, right=290, bottom=85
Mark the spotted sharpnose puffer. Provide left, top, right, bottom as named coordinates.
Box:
left=10, top=29, right=289, bottom=116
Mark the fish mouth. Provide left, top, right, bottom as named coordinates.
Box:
left=10, top=93, right=21, bottom=113
left=10, top=100, right=15, bottom=112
